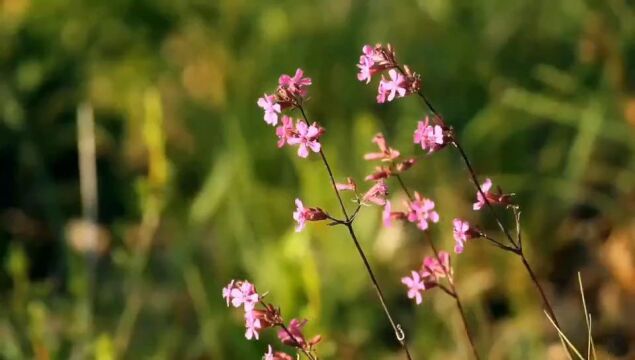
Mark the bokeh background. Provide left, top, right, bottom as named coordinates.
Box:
left=1, top=0, right=635, bottom=358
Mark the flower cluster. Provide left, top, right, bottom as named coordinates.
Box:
left=473, top=178, right=514, bottom=210
left=223, top=280, right=321, bottom=359
left=452, top=218, right=481, bottom=254
left=258, top=69, right=312, bottom=126
left=401, top=251, right=452, bottom=304
left=413, top=115, right=451, bottom=154
left=357, top=44, right=421, bottom=103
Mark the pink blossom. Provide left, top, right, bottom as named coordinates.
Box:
left=365, top=166, right=392, bottom=181
left=361, top=180, right=388, bottom=206
left=422, top=252, right=452, bottom=280
left=230, top=281, right=260, bottom=311
left=406, top=192, right=440, bottom=231
left=401, top=270, right=426, bottom=304
left=395, top=158, right=416, bottom=173
left=382, top=200, right=407, bottom=227
left=364, top=133, right=400, bottom=162
left=377, top=69, right=406, bottom=103
left=453, top=218, right=480, bottom=254
left=278, top=68, right=312, bottom=97
left=275, top=115, right=295, bottom=148
left=245, top=310, right=262, bottom=340
left=292, top=199, right=327, bottom=232
left=264, top=345, right=275, bottom=360
left=357, top=55, right=375, bottom=83
left=286, top=121, right=322, bottom=158
left=222, top=279, right=235, bottom=306
left=335, top=177, right=357, bottom=192
left=257, top=94, right=281, bottom=126
left=356, top=44, right=398, bottom=83
left=473, top=178, right=513, bottom=210
left=413, top=117, right=446, bottom=153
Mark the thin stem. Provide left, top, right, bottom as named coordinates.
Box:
left=394, top=174, right=412, bottom=199
left=521, top=254, right=560, bottom=328
left=298, top=105, right=412, bottom=359
left=278, top=323, right=316, bottom=360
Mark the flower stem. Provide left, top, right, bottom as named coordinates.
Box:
left=298, top=106, right=413, bottom=359
left=278, top=323, right=316, bottom=360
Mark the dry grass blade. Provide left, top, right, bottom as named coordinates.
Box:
left=544, top=311, right=585, bottom=360
left=577, top=272, right=597, bottom=360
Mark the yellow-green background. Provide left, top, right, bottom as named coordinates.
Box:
left=1, top=0, right=634, bottom=358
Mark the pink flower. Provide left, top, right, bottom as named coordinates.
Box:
left=222, top=279, right=235, bottom=306
left=406, top=192, right=440, bottom=231
left=335, top=177, right=357, bottom=192
left=401, top=270, right=426, bottom=304
left=356, top=44, right=398, bottom=83
left=257, top=94, right=282, bottom=126
left=421, top=252, right=452, bottom=280
left=278, top=68, right=312, bottom=98
left=230, top=281, right=260, bottom=311
left=395, top=158, right=416, bottom=172
left=245, top=310, right=262, bottom=340
left=377, top=69, right=406, bottom=103
left=452, top=218, right=480, bottom=254
left=473, top=178, right=513, bottom=210
left=361, top=180, right=388, bottom=206
left=277, top=318, right=322, bottom=349
left=382, top=200, right=407, bottom=227
left=264, top=345, right=275, bottom=360
left=364, top=133, right=400, bottom=162
left=286, top=121, right=322, bottom=158
left=413, top=117, right=446, bottom=153
left=275, top=115, right=295, bottom=148
left=365, top=166, right=392, bottom=181
left=292, top=199, right=327, bottom=232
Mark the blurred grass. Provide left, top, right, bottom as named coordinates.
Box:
left=1, top=0, right=635, bottom=358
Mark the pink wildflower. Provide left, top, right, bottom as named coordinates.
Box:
left=257, top=94, right=282, bottom=126
left=361, top=180, right=388, bottom=206
left=292, top=199, right=327, bottom=232
left=335, top=177, right=357, bottom=192
left=453, top=218, right=480, bottom=254
left=278, top=319, right=322, bottom=349
left=356, top=44, right=398, bottom=83
left=364, top=133, right=400, bottom=162
left=278, top=68, right=312, bottom=98
left=286, top=121, right=322, bottom=158
left=473, top=178, right=513, bottom=210
left=422, top=252, right=452, bottom=280
left=245, top=310, right=262, bottom=340
left=275, top=115, right=295, bottom=148
left=382, top=201, right=407, bottom=227
left=230, top=281, right=260, bottom=311
left=413, top=116, right=447, bottom=153
left=365, top=166, right=392, bottom=181
left=222, top=279, right=235, bottom=306
left=401, top=270, right=426, bottom=304
left=377, top=69, right=406, bottom=103
left=406, top=192, right=440, bottom=231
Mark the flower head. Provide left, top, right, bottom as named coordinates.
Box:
left=382, top=200, right=407, bottom=227
left=286, top=121, right=323, bottom=158
left=257, top=94, right=282, bottom=126
left=245, top=310, right=262, bottom=340
left=364, top=133, right=400, bottom=162
left=377, top=69, right=406, bottom=103
left=452, top=218, right=480, bottom=254
left=421, top=252, right=452, bottom=280
left=473, top=178, right=514, bottom=210
left=361, top=180, right=388, bottom=206
left=277, top=318, right=322, bottom=350
left=278, top=68, right=312, bottom=98
left=275, top=115, right=295, bottom=148
left=356, top=44, right=398, bottom=83
left=335, top=177, right=357, bottom=192
left=406, top=192, right=440, bottom=231
left=413, top=116, right=447, bottom=153
left=293, top=199, right=327, bottom=232
left=401, top=270, right=426, bottom=304
left=229, top=281, right=260, bottom=311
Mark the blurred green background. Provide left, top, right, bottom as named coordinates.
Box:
left=1, top=0, right=635, bottom=359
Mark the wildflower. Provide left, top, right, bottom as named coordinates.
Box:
left=413, top=116, right=447, bottom=153
left=286, top=121, right=322, bottom=158
left=364, top=133, right=400, bottom=162
left=365, top=166, right=392, bottom=181
left=452, top=218, right=480, bottom=254
left=406, top=192, right=440, bottom=231
left=277, top=319, right=321, bottom=349
left=293, top=199, right=328, bottom=232
left=421, top=251, right=452, bottom=280
left=257, top=94, right=282, bottom=126
left=361, top=180, right=388, bottom=206
left=230, top=281, right=260, bottom=311
left=382, top=200, right=407, bottom=227
left=275, top=115, right=295, bottom=148
left=245, top=310, right=262, bottom=340
left=356, top=43, right=398, bottom=83
left=377, top=69, right=406, bottom=103
left=222, top=279, right=235, bottom=306
left=335, top=177, right=357, bottom=192
left=473, top=178, right=514, bottom=210
left=401, top=270, right=426, bottom=304
left=395, top=158, right=416, bottom=173
left=278, top=68, right=312, bottom=98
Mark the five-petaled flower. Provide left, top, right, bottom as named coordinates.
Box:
left=286, top=121, right=322, bottom=158
left=278, top=68, right=312, bottom=98
left=377, top=69, right=407, bottom=103
left=453, top=218, right=480, bottom=254
left=473, top=178, right=514, bottom=210
left=413, top=116, right=448, bottom=153
left=406, top=192, right=440, bottom=231
left=293, top=199, right=328, bottom=232
left=356, top=44, right=397, bottom=83
left=257, top=94, right=282, bottom=126
left=228, top=281, right=260, bottom=311
left=401, top=270, right=426, bottom=304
